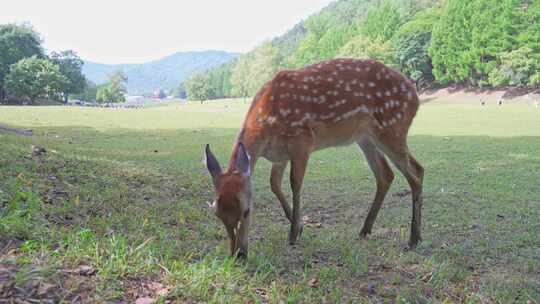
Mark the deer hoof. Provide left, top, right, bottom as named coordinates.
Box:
left=359, top=228, right=371, bottom=239
left=288, top=224, right=303, bottom=245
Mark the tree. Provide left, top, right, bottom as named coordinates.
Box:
left=361, top=1, right=404, bottom=41
left=171, top=82, right=187, bottom=99
left=71, top=79, right=97, bottom=102
left=50, top=50, right=86, bottom=104
left=0, top=23, right=43, bottom=102
left=393, top=9, right=439, bottom=87
left=429, top=0, right=518, bottom=86
left=489, top=47, right=540, bottom=86
left=185, top=73, right=214, bottom=101
left=338, top=36, right=396, bottom=65
left=5, top=56, right=66, bottom=104
left=230, top=56, right=251, bottom=100
left=96, top=70, right=127, bottom=103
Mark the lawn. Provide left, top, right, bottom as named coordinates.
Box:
left=0, top=99, right=539, bottom=303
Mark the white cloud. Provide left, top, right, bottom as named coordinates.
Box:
left=1, top=0, right=333, bottom=64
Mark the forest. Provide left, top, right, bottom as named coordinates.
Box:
left=183, top=0, right=540, bottom=100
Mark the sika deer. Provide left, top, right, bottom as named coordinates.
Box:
left=205, top=58, right=424, bottom=258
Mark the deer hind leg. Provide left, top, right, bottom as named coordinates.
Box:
left=374, top=136, right=424, bottom=248
left=270, top=161, right=293, bottom=223
left=288, top=152, right=310, bottom=245
left=358, top=138, right=395, bottom=238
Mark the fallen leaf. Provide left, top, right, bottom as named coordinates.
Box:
left=308, top=277, right=318, bottom=288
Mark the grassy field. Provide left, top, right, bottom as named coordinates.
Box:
left=0, top=99, right=539, bottom=303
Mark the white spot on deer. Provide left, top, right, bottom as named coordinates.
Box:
left=366, top=94, right=372, bottom=100
left=376, top=91, right=383, bottom=98
left=320, top=112, right=336, bottom=120
left=392, top=86, right=398, bottom=93
left=313, top=89, right=319, bottom=94
left=376, top=73, right=382, bottom=80
left=365, top=67, right=371, bottom=72
left=280, top=82, right=287, bottom=87
left=396, top=112, right=403, bottom=120
left=289, top=84, right=295, bottom=89
left=328, top=77, right=334, bottom=82
left=382, top=121, right=388, bottom=127
left=280, top=108, right=292, bottom=117
left=336, top=106, right=370, bottom=122
left=270, top=95, right=274, bottom=101
left=368, top=82, right=376, bottom=87
left=295, top=109, right=301, bottom=114
left=385, top=91, right=391, bottom=97
left=400, top=82, right=408, bottom=92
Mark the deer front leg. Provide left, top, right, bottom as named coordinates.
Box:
left=289, top=154, right=309, bottom=245
left=270, top=162, right=293, bottom=223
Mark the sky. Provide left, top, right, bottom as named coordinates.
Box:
left=1, top=0, right=334, bottom=64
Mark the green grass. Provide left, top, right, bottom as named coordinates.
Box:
left=0, top=99, right=539, bottom=303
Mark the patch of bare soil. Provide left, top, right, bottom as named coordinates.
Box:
left=0, top=124, right=33, bottom=137
left=420, top=86, right=540, bottom=105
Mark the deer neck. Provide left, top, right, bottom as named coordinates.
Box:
left=227, top=126, right=269, bottom=174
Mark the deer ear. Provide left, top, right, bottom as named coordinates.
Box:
left=235, top=143, right=251, bottom=177
left=205, top=144, right=222, bottom=185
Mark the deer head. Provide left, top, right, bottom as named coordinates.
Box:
left=205, top=143, right=252, bottom=258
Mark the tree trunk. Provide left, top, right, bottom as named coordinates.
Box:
left=0, top=85, right=5, bottom=103
left=63, top=93, right=68, bottom=104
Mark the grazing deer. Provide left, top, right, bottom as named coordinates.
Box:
left=205, top=59, right=424, bottom=258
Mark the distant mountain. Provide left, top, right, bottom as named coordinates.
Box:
left=82, top=50, right=240, bottom=94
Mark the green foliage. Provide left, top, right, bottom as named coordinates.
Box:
left=206, top=63, right=234, bottom=98
left=5, top=56, right=66, bottom=103
left=0, top=23, right=43, bottom=100
left=0, top=185, right=42, bottom=240
left=230, top=56, right=250, bottom=99
left=50, top=50, right=86, bottom=103
left=0, top=24, right=43, bottom=84
left=393, top=9, right=439, bottom=85
left=429, top=0, right=518, bottom=86
left=488, top=47, right=540, bottom=86
left=185, top=73, right=214, bottom=101
left=338, top=36, right=395, bottom=65
left=72, top=79, right=98, bottom=102
left=361, top=1, right=404, bottom=41
left=171, top=82, right=187, bottom=99
left=96, top=70, right=127, bottom=103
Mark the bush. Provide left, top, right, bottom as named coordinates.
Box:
left=488, top=47, right=540, bottom=87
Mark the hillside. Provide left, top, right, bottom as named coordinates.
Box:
left=191, top=0, right=539, bottom=101
left=82, top=50, right=240, bottom=94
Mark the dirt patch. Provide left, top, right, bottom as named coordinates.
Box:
left=0, top=124, right=33, bottom=137
left=420, top=86, right=540, bottom=105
